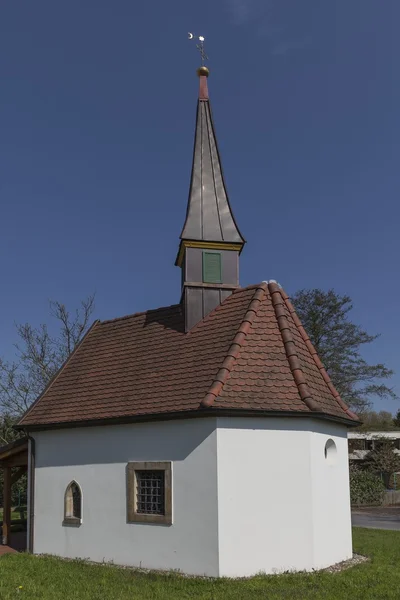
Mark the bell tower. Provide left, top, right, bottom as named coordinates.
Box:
left=176, top=66, right=245, bottom=331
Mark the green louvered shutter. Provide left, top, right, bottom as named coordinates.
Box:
left=203, top=252, right=222, bottom=283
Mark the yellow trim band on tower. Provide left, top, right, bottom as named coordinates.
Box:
left=176, top=240, right=243, bottom=267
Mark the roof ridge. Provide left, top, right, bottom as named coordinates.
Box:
left=200, top=282, right=268, bottom=408
left=100, top=303, right=181, bottom=325
left=232, top=282, right=269, bottom=294
left=268, top=282, right=320, bottom=413
left=18, top=320, right=101, bottom=427
left=279, top=288, right=359, bottom=422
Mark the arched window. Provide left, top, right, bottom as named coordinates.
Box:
left=63, top=481, right=82, bottom=525
left=324, top=439, right=337, bottom=465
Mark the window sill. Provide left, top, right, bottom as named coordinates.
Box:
left=62, top=517, right=82, bottom=527
left=128, top=513, right=172, bottom=525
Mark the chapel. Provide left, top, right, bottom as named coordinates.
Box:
left=1, top=63, right=358, bottom=576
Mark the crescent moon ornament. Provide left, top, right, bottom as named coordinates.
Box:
left=188, top=32, right=208, bottom=65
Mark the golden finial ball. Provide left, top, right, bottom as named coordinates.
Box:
left=197, top=66, right=209, bottom=77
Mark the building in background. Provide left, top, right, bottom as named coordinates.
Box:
left=348, top=431, right=400, bottom=460
left=348, top=431, right=400, bottom=490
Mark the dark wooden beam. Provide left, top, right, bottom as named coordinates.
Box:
left=0, top=452, right=28, bottom=469
left=2, top=467, right=11, bottom=546
left=0, top=440, right=28, bottom=462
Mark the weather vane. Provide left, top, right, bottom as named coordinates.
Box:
left=188, top=32, right=208, bottom=65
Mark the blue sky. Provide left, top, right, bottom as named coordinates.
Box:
left=0, top=1, right=398, bottom=412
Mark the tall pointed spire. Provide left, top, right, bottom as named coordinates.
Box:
left=177, top=67, right=246, bottom=331
left=179, top=68, right=245, bottom=246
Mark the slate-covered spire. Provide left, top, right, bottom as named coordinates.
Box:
left=177, top=67, right=246, bottom=332
left=179, top=67, right=245, bottom=245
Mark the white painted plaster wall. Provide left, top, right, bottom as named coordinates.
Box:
left=32, top=416, right=352, bottom=577
left=216, top=417, right=352, bottom=577
left=33, top=419, right=219, bottom=576
left=309, top=421, right=353, bottom=569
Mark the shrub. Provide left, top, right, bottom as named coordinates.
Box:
left=350, top=467, right=385, bottom=506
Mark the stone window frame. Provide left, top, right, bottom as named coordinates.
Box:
left=63, top=480, right=82, bottom=527
left=127, top=461, right=172, bottom=525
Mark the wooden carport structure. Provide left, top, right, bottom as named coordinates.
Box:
left=0, top=437, right=28, bottom=548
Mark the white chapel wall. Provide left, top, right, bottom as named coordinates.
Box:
left=309, top=420, right=352, bottom=569
left=215, top=416, right=352, bottom=577
left=216, top=416, right=314, bottom=576
left=32, top=414, right=352, bottom=577
left=33, top=418, right=219, bottom=576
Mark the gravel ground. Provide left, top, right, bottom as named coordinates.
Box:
left=323, top=554, right=368, bottom=573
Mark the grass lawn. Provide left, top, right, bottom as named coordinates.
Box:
left=0, top=528, right=399, bottom=599
left=0, top=507, right=27, bottom=522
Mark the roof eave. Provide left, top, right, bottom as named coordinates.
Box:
left=0, top=436, right=29, bottom=459
left=16, top=407, right=359, bottom=433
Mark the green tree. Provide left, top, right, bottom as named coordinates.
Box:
left=364, top=436, right=400, bottom=488
left=393, top=409, right=400, bottom=428
left=356, top=410, right=397, bottom=432
left=292, top=289, right=396, bottom=413
left=0, top=413, right=20, bottom=445
left=349, top=463, right=385, bottom=505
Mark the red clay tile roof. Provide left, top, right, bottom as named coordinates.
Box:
left=18, top=282, right=359, bottom=429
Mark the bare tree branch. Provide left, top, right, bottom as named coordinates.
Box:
left=0, top=293, right=95, bottom=421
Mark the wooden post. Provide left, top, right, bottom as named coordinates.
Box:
left=2, top=467, right=11, bottom=546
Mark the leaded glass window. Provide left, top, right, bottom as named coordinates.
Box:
left=136, top=470, right=165, bottom=515
left=72, top=483, right=82, bottom=519
left=63, top=480, right=82, bottom=525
